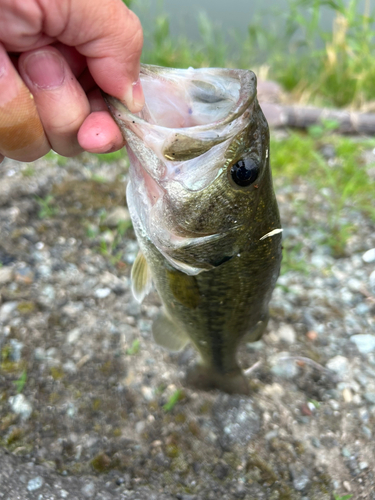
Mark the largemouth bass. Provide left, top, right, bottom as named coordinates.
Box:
left=105, top=64, right=282, bottom=394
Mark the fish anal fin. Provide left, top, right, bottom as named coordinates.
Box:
left=131, top=250, right=152, bottom=303
left=152, top=310, right=189, bottom=352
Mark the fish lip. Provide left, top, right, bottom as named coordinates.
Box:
left=103, top=66, right=257, bottom=136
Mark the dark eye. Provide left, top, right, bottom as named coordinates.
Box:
left=230, top=158, right=260, bottom=187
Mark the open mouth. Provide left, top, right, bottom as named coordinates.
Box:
left=105, top=65, right=256, bottom=136
left=136, top=66, right=242, bottom=129
left=104, top=66, right=258, bottom=194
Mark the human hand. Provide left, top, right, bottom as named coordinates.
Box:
left=0, top=0, right=144, bottom=163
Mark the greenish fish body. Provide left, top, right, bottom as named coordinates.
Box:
left=105, top=64, right=282, bottom=394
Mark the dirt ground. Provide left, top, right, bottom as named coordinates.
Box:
left=0, top=144, right=375, bottom=499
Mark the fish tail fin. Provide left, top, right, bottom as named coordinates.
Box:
left=185, top=363, right=249, bottom=395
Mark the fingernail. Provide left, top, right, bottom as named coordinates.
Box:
left=23, top=51, right=65, bottom=89
left=123, top=78, right=144, bottom=113
left=132, top=79, right=145, bottom=111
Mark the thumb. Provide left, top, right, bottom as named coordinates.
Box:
left=42, top=0, right=144, bottom=112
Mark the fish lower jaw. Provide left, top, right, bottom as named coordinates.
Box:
left=185, top=363, right=250, bottom=395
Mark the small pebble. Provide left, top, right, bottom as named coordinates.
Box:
left=63, top=360, right=77, bottom=374
left=27, top=476, right=44, bottom=492
left=141, top=386, right=154, bottom=401
left=289, top=464, right=310, bottom=491
left=352, top=394, right=362, bottom=405
left=14, top=266, right=34, bottom=285
left=81, top=482, right=95, bottom=498
left=306, top=330, right=318, bottom=341
left=329, top=399, right=340, bottom=411
left=67, top=327, right=81, bottom=344
left=0, top=301, right=18, bottom=322
left=265, top=430, right=279, bottom=440
left=8, top=394, right=33, bottom=420
left=326, top=355, right=349, bottom=377
left=94, top=287, right=111, bottom=299
left=347, top=278, right=362, bottom=292
left=62, top=301, right=84, bottom=317
left=343, top=480, right=351, bottom=491
left=307, top=401, right=316, bottom=412
left=9, top=338, right=24, bottom=361
left=37, top=264, right=52, bottom=279
left=39, top=284, right=56, bottom=306
left=135, top=420, right=146, bottom=434
left=350, top=334, right=375, bottom=354
left=0, top=266, right=13, bottom=284
left=342, top=388, right=352, bottom=403
left=104, top=207, right=130, bottom=227
left=311, top=437, right=321, bottom=448
left=34, top=347, right=46, bottom=360
left=100, top=231, right=114, bottom=244
left=66, top=403, right=77, bottom=418
left=355, top=302, right=370, bottom=315
left=276, top=324, right=296, bottom=344
left=362, top=248, right=375, bottom=263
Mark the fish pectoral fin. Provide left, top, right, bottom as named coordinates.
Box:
left=152, top=310, right=189, bottom=352
left=166, top=269, right=200, bottom=309
left=131, top=250, right=153, bottom=303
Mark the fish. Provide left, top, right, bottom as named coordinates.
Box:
left=104, top=64, right=282, bottom=394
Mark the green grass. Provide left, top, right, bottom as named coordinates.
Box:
left=13, top=370, right=27, bottom=394
left=126, top=339, right=140, bottom=355
left=271, top=130, right=375, bottom=217
left=96, top=239, right=123, bottom=266
left=35, top=195, right=58, bottom=219
left=142, top=11, right=227, bottom=68
left=21, top=166, right=35, bottom=177
left=272, top=128, right=375, bottom=257
left=140, top=0, right=375, bottom=109
left=94, top=150, right=127, bottom=163
left=44, top=151, right=68, bottom=166
left=163, top=389, right=183, bottom=412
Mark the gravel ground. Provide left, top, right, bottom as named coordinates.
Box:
left=0, top=142, right=375, bottom=500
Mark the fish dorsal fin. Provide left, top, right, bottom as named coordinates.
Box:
left=131, top=251, right=153, bottom=303
left=152, top=310, right=189, bottom=352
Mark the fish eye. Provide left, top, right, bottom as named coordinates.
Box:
left=230, top=158, right=260, bottom=187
